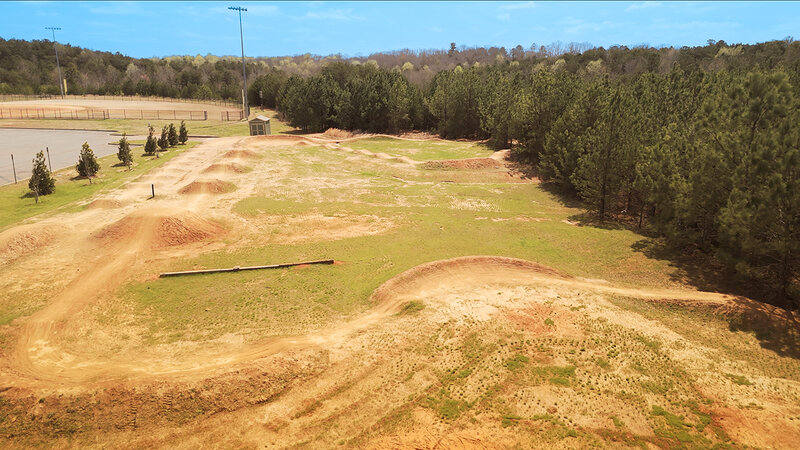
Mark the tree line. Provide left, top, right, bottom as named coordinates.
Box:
left=4, top=37, right=800, bottom=99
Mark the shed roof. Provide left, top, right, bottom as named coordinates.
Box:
left=249, top=115, right=271, bottom=123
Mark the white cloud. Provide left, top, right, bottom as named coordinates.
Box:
left=497, top=13, right=511, bottom=21
left=625, top=2, right=662, bottom=12
left=499, top=2, right=537, bottom=10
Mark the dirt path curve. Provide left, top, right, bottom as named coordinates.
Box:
left=3, top=135, right=735, bottom=388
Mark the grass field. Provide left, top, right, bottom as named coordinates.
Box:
left=110, top=142, right=675, bottom=346
left=0, top=108, right=294, bottom=137
left=344, top=136, right=495, bottom=161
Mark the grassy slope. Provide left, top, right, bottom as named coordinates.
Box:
left=345, top=137, right=494, bottom=161
left=0, top=142, right=198, bottom=231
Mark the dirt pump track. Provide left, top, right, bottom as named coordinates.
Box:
left=2, top=135, right=738, bottom=389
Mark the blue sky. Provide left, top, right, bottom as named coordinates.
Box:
left=1, top=1, right=799, bottom=58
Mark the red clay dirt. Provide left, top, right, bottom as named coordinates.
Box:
left=222, top=149, right=259, bottom=159
left=178, top=179, right=234, bottom=195
left=201, top=162, right=249, bottom=174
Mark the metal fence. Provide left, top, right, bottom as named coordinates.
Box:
left=0, top=94, right=240, bottom=108
left=0, top=108, right=216, bottom=121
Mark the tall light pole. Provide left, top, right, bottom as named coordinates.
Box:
left=45, top=27, right=64, bottom=98
left=228, top=6, right=249, bottom=118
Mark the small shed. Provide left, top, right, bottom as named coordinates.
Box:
left=248, top=115, right=271, bottom=136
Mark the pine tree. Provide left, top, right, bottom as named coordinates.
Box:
left=570, top=84, right=637, bottom=220
left=479, top=68, right=515, bottom=149
left=158, top=125, right=169, bottom=151
left=168, top=123, right=178, bottom=147
left=144, top=125, right=158, bottom=156
left=76, top=141, right=100, bottom=183
left=539, top=80, right=604, bottom=192
left=29, top=150, right=55, bottom=201
left=715, top=71, right=800, bottom=304
left=117, top=133, right=133, bottom=170
left=178, top=120, right=188, bottom=144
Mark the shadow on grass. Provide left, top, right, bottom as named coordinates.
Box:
left=281, top=129, right=311, bottom=136
left=633, top=237, right=800, bottom=358
left=504, top=151, right=541, bottom=183
left=728, top=298, right=800, bottom=359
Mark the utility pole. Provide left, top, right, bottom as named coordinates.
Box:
left=228, top=6, right=249, bottom=118
left=45, top=27, right=64, bottom=98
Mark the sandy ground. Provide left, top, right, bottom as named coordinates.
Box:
left=0, top=135, right=798, bottom=448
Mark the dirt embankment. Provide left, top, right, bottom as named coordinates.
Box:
left=0, top=225, right=57, bottom=266
left=202, top=163, right=249, bottom=174
left=178, top=179, right=235, bottom=195
left=92, top=211, right=225, bottom=249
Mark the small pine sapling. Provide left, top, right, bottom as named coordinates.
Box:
left=144, top=126, right=158, bottom=156
left=158, top=125, right=169, bottom=152
left=29, top=150, right=55, bottom=202
left=117, top=133, right=133, bottom=170
left=179, top=120, right=188, bottom=144
left=168, top=123, right=178, bottom=147
left=76, top=141, right=100, bottom=183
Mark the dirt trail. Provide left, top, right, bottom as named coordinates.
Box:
left=1, top=135, right=733, bottom=388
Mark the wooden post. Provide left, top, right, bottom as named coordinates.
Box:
left=11, top=154, right=17, bottom=184
left=151, top=184, right=155, bottom=198
left=46, top=147, right=52, bottom=172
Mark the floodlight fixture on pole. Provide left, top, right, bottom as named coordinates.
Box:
left=229, top=6, right=250, bottom=118
left=45, top=27, right=64, bottom=98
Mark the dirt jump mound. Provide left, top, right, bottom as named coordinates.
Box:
left=222, top=149, right=259, bottom=159
left=0, top=225, right=56, bottom=265
left=202, top=163, right=249, bottom=174
left=92, top=211, right=225, bottom=249
left=369, top=256, right=569, bottom=308
left=85, top=198, right=124, bottom=210
left=178, top=179, right=236, bottom=195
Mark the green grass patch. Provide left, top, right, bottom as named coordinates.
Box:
left=398, top=301, right=425, bottom=315
left=345, top=136, right=494, bottom=161
left=651, top=405, right=687, bottom=429
left=505, top=354, right=530, bottom=372
left=724, top=373, right=753, bottom=386
left=423, top=389, right=470, bottom=421
left=532, top=365, right=577, bottom=386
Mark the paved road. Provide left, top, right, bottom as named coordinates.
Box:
left=0, top=129, right=121, bottom=185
